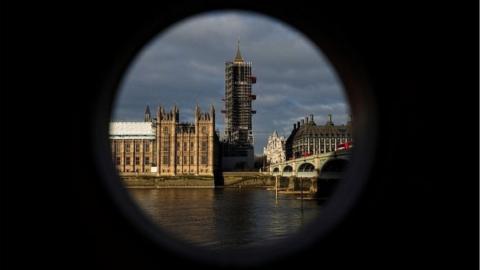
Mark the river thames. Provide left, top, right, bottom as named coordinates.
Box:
left=128, top=188, right=323, bottom=250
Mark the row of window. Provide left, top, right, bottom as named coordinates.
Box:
left=294, top=146, right=336, bottom=151
left=161, top=168, right=210, bottom=173
left=116, top=156, right=150, bottom=166
left=176, top=156, right=194, bottom=164
left=294, top=143, right=339, bottom=149
left=293, top=146, right=337, bottom=155
left=114, top=143, right=151, bottom=153
left=154, top=140, right=209, bottom=151
left=298, top=138, right=349, bottom=143
left=155, top=154, right=209, bottom=166
left=175, top=141, right=195, bottom=151
left=163, top=126, right=208, bottom=134
left=174, top=155, right=208, bottom=165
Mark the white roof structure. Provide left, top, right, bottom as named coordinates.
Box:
left=109, top=122, right=155, bottom=140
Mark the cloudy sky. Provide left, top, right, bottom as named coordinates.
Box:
left=113, top=11, right=349, bottom=155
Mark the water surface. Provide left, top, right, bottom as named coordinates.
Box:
left=129, top=188, right=323, bottom=250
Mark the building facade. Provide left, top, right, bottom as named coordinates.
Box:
left=263, top=130, right=286, bottom=165
left=110, top=121, right=156, bottom=173
left=285, top=114, right=353, bottom=159
left=110, top=105, right=217, bottom=176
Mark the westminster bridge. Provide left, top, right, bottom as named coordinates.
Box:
left=265, top=150, right=351, bottom=194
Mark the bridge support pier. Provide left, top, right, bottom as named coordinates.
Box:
left=309, top=178, right=318, bottom=193
left=287, top=177, right=295, bottom=191
left=287, top=177, right=316, bottom=192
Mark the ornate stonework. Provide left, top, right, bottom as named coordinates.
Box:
left=263, top=130, right=286, bottom=165
left=110, top=105, right=217, bottom=176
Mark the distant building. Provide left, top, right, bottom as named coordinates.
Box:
left=110, top=105, right=218, bottom=176
left=263, top=130, right=286, bottom=165
left=285, top=114, right=353, bottom=159
left=221, top=41, right=257, bottom=170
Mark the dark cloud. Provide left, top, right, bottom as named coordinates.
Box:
left=113, top=11, right=349, bottom=155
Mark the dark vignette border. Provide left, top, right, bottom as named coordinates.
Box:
left=90, top=5, right=378, bottom=268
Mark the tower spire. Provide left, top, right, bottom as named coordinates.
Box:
left=195, top=103, right=200, bottom=119
left=144, top=105, right=151, bottom=122
left=234, top=39, right=244, bottom=63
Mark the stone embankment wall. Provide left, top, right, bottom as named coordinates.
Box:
left=120, top=172, right=275, bottom=188
left=119, top=173, right=331, bottom=191
left=222, top=172, right=275, bottom=187
left=120, top=175, right=215, bottom=188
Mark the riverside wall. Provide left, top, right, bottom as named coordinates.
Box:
left=119, top=172, right=275, bottom=188
left=119, top=173, right=335, bottom=194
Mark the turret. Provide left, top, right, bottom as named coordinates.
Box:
left=210, top=104, right=215, bottom=123
left=144, top=105, right=151, bottom=122
left=172, top=104, right=179, bottom=122
left=327, top=114, right=334, bottom=126
left=158, top=105, right=164, bottom=120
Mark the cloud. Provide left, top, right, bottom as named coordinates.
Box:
left=113, top=11, right=349, bottom=155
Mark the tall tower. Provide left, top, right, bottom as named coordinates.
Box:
left=222, top=41, right=257, bottom=146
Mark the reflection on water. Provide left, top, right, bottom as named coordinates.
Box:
left=129, top=188, right=322, bottom=250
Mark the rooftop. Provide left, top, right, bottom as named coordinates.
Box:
left=109, top=122, right=155, bottom=139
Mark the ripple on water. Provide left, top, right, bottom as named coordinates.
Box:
left=128, top=188, right=322, bottom=250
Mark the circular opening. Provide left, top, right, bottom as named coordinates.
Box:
left=94, top=9, right=377, bottom=267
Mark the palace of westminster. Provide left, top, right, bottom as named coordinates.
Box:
left=110, top=43, right=353, bottom=175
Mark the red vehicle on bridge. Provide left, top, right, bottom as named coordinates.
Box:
left=337, top=141, right=353, bottom=150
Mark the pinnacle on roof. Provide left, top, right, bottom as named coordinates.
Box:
left=327, top=114, right=334, bottom=125
left=234, top=40, right=244, bottom=63
left=144, top=105, right=151, bottom=115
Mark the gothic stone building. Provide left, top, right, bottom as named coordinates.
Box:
left=110, top=105, right=217, bottom=176
left=285, top=114, right=353, bottom=159
left=263, top=130, right=286, bottom=165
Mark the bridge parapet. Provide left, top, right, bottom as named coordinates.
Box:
left=267, top=150, right=351, bottom=176
left=296, top=171, right=318, bottom=178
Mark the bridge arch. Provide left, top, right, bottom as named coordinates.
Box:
left=297, top=162, right=315, bottom=172
left=272, top=167, right=280, bottom=175
left=283, top=165, right=293, bottom=172
left=296, top=162, right=316, bottom=178
left=282, top=165, right=293, bottom=176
